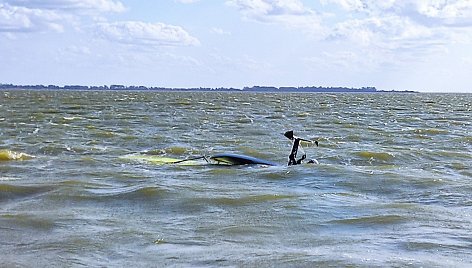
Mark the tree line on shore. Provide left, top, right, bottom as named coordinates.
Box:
left=0, top=84, right=415, bottom=93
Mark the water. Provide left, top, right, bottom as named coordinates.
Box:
left=1, top=90, right=471, bottom=267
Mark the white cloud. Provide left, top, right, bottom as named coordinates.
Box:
left=96, top=21, right=200, bottom=47
left=415, top=0, right=472, bottom=18
left=174, top=0, right=200, bottom=4
left=330, top=15, right=437, bottom=48
left=0, top=3, right=65, bottom=32
left=1, top=1, right=201, bottom=51
left=0, top=0, right=125, bottom=33
left=413, top=0, right=472, bottom=26
left=227, top=0, right=468, bottom=53
left=5, top=0, right=126, bottom=13
left=323, top=0, right=472, bottom=26
left=211, top=27, right=231, bottom=35
left=226, top=0, right=323, bottom=33
left=320, top=0, right=368, bottom=12
left=323, top=0, right=472, bottom=59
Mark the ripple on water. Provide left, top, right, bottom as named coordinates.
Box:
left=329, top=214, right=406, bottom=226
left=355, top=151, right=395, bottom=162
left=49, top=184, right=169, bottom=203
left=0, top=184, right=53, bottom=202
left=1, top=213, right=56, bottom=231
left=1, top=91, right=471, bottom=267
left=195, top=193, right=297, bottom=207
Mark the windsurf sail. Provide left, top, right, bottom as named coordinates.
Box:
left=122, top=130, right=318, bottom=167
left=210, top=153, right=277, bottom=166
left=121, top=154, right=207, bottom=166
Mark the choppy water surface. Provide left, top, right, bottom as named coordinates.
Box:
left=1, top=90, right=471, bottom=267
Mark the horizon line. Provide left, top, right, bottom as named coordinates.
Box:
left=0, top=83, right=422, bottom=93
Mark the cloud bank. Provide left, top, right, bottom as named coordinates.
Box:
left=2, top=0, right=470, bottom=50
left=227, top=0, right=472, bottom=50
left=226, top=0, right=323, bottom=33
left=0, top=3, right=65, bottom=32
left=96, top=21, right=200, bottom=47
left=6, top=0, right=126, bottom=13
left=0, top=0, right=199, bottom=47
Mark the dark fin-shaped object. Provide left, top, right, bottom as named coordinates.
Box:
left=210, top=153, right=277, bottom=166
left=284, top=130, right=294, bottom=140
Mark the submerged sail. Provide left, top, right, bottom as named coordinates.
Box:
left=210, top=153, right=277, bottom=166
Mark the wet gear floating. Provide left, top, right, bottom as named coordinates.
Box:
left=123, top=131, right=318, bottom=166
left=284, top=130, right=318, bottom=166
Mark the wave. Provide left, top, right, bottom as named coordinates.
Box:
left=50, top=185, right=168, bottom=203
left=0, top=213, right=55, bottom=231
left=329, top=214, right=405, bottom=225
left=192, top=194, right=296, bottom=207
left=355, top=151, right=394, bottom=161
left=0, top=150, right=34, bottom=161
left=145, top=146, right=198, bottom=156
left=413, top=128, right=449, bottom=135
left=0, top=184, right=52, bottom=202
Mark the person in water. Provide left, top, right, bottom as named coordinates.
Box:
left=284, top=130, right=318, bottom=165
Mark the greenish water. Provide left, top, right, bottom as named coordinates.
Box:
left=1, top=90, right=471, bottom=267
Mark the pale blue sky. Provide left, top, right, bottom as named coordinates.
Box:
left=1, top=0, right=472, bottom=92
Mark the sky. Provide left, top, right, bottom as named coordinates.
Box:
left=1, top=0, right=472, bottom=92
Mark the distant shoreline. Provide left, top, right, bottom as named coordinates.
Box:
left=0, top=84, right=417, bottom=93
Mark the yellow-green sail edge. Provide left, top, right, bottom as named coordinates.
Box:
left=120, top=154, right=204, bottom=166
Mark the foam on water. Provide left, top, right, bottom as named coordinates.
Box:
left=0, top=149, right=34, bottom=161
